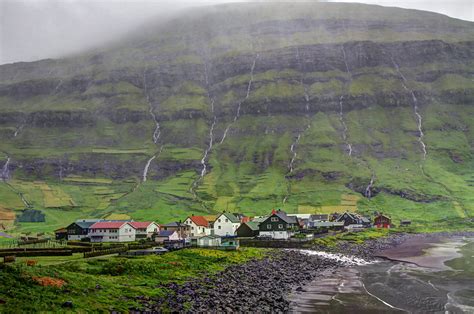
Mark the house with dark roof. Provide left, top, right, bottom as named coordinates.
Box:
left=310, top=214, right=329, bottom=222
left=235, top=221, right=260, bottom=238
left=161, top=221, right=191, bottom=239
left=184, top=215, right=212, bottom=237
left=66, top=219, right=102, bottom=241
left=214, top=212, right=241, bottom=236
left=258, top=210, right=300, bottom=239
left=154, top=230, right=180, bottom=243
left=336, top=212, right=371, bottom=228
left=88, top=221, right=136, bottom=242
left=54, top=227, right=68, bottom=240
left=129, top=221, right=160, bottom=239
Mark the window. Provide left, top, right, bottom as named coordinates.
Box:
left=278, top=224, right=283, bottom=229
left=218, top=226, right=221, bottom=229
left=267, top=224, right=272, bottom=230
left=225, top=219, right=228, bottom=222
left=218, top=219, right=221, bottom=222
left=271, top=217, right=278, bottom=222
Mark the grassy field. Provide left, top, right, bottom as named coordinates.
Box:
left=0, top=248, right=267, bottom=312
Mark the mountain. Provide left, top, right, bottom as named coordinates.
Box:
left=0, top=2, right=473, bottom=233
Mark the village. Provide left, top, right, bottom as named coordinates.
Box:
left=0, top=207, right=411, bottom=263
left=50, top=210, right=401, bottom=249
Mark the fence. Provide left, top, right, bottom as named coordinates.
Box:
left=83, top=246, right=127, bottom=258
left=239, top=238, right=312, bottom=248
left=0, top=239, right=68, bottom=249
left=0, top=250, right=73, bottom=257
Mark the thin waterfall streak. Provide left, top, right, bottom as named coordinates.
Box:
left=391, top=57, right=427, bottom=160
left=191, top=59, right=218, bottom=197
left=142, top=156, right=156, bottom=183
left=339, top=46, right=353, bottom=157
left=365, top=173, right=375, bottom=199
left=283, top=47, right=312, bottom=204
left=141, top=68, right=163, bottom=183
left=1, top=157, right=11, bottom=181
left=341, top=45, right=350, bottom=74
left=219, top=54, right=259, bottom=144
left=339, top=96, right=352, bottom=156
left=143, top=69, right=161, bottom=144
left=14, top=124, right=24, bottom=137
left=53, top=79, right=63, bottom=94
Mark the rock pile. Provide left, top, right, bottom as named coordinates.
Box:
left=135, top=250, right=342, bottom=312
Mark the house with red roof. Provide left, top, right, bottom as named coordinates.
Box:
left=88, top=221, right=136, bottom=242
left=129, top=221, right=160, bottom=239
left=184, top=215, right=212, bottom=237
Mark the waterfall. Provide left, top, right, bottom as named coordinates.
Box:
left=339, top=45, right=353, bottom=157
left=391, top=58, right=427, bottom=160
left=283, top=47, right=312, bottom=204
left=220, top=53, right=259, bottom=144
left=143, top=69, right=161, bottom=144
left=53, top=79, right=63, bottom=94
left=1, top=157, right=10, bottom=181
left=142, top=68, right=163, bottom=182
left=14, top=124, right=24, bottom=137
left=365, top=173, right=375, bottom=199
left=339, top=96, right=353, bottom=156
left=190, top=60, right=218, bottom=198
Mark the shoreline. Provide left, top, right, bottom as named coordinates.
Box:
left=136, top=231, right=474, bottom=312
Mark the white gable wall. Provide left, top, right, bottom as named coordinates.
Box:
left=214, top=214, right=240, bottom=236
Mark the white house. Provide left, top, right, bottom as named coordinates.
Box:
left=184, top=215, right=212, bottom=237
left=129, top=221, right=160, bottom=239
left=213, top=212, right=241, bottom=236
left=88, top=221, right=136, bottom=242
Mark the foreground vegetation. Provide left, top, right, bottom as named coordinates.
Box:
left=0, top=248, right=267, bottom=312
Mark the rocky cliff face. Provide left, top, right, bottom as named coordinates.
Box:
left=0, top=2, right=473, bottom=228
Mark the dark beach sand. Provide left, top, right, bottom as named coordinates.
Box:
left=375, top=235, right=465, bottom=269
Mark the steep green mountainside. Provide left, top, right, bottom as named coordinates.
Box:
left=0, top=3, right=473, bottom=233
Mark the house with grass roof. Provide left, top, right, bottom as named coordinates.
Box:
left=214, top=212, right=241, bottom=236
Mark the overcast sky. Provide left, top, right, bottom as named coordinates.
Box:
left=1, top=0, right=473, bottom=65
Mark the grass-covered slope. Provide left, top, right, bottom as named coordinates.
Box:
left=0, top=2, right=473, bottom=235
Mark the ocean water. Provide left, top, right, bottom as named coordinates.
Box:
left=289, top=237, right=474, bottom=313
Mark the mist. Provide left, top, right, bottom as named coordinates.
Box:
left=1, top=0, right=473, bottom=65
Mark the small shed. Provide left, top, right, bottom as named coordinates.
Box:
left=374, top=214, right=391, bottom=228
left=400, top=220, right=412, bottom=227
left=197, top=235, right=221, bottom=248
left=54, top=227, right=68, bottom=240
left=220, top=237, right=239, bottom=250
